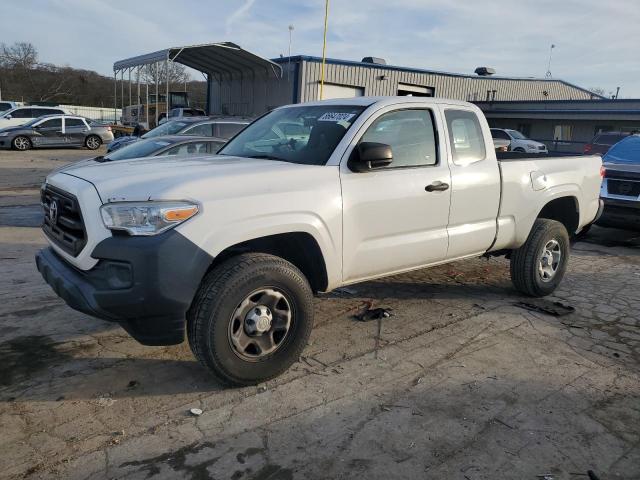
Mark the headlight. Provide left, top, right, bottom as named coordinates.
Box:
left=0, top=132, right=9, bottom=137
left=100, top=201, right=199, bottom=236
left=527, top=144, right=537, bottom=149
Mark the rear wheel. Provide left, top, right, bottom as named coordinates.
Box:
left=510, top=219, right=570, bottom=297
left=85, top=135, right=101, bottom=150
left=12, top=136, right=31, bottom=151
left=187, top=253, right=314, bottom=386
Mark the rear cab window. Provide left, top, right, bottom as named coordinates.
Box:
left=445, top=109, right=486, bottom=165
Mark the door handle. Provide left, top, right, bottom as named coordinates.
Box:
left=425, top=181, right=450, bottom=192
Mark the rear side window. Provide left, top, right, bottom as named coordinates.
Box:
left=215, top=123, right=246, bottom=139
left=65, top=118, right=85, bottom=127
left=11, top=108, right=33, bottom=118
left=445, top=109, right=486, bottom=165
left=360, top=109, right=437, bottom=167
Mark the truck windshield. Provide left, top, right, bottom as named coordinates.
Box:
left=218, top=105, right=366, bottom=165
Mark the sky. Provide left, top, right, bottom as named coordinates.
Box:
left=2, top=0, right=639, bottom=97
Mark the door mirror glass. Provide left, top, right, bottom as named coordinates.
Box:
left=5, top=114, right=12, bottom=119
left=349, top=142, right=393, bottom=172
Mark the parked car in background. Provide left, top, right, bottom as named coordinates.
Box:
left=583, top=132, right=631, bottom=155
left=0, top=101, right=20, bottom=112
left=597, top=135, right=640, bottom=231
left=37, top=97, right=602, bottom=385
left=96, top=135, right=225, bottom=162
left=158, top=107, right=207, bottom=124
left=107, top=117, right=250, bottom=153
left=0, top=106, right=69, bottom=129
left=0, top=115, right=113, bottom=151
left=490, top=128, right=547, bottom=154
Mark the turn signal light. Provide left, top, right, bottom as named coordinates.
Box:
left=600, top=165, right=606, bottom=178
left=162, top=206, right=199, bottom=222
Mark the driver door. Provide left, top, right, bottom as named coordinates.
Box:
left=32, top=118, right=64, bottom=147
left=340, top=106, right=451, bottom=283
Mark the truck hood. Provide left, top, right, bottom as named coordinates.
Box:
left=52, top=154, right=319, bottom=203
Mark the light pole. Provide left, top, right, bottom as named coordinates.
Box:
left=320, top=0, right=329, bottom=100
left=288, top=24, right=294, bottom=81
left=545, top=44, right=555, bottom=78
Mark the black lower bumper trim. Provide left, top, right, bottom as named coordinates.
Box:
left=35, top=230, right=213, bottom=346
left=596, top=199, right=640, bottom=231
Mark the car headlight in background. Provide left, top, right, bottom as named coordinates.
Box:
left=100, top=201, right=199, bottom=236
left=0, top=132, right=10, bottom=137
left=527, top=144, right=536, bottom=149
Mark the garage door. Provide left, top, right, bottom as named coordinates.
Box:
left=322, top=84, right=364, bottom=100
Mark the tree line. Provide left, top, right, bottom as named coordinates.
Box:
left=0, top=42, right=207, bottom=109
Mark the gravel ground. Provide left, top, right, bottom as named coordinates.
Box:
left=0, top=148, right=638, bottom=480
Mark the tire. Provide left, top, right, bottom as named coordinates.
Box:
left=510, top=219, right=570, bottom=297
left=187, top=253, right=314, bottom=386
left=12, top=136, right=32, bottom=151
left=513, top=147, right=526, bottom=153
left=85, top=135, right=101, bottom=150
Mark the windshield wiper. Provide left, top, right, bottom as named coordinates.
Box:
left=243, top=154, right=287, bottom=162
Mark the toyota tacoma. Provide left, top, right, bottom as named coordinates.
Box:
left=36, top=97, right=603, bottom=385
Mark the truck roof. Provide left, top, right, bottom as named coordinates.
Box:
left=284, top=96, right=476, bottom=109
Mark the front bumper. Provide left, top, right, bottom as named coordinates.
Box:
left=36, top=230, right=213, bottom=345
left=596, top=198, right=640, bottom=231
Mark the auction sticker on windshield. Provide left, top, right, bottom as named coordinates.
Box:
left=318, top=112, right=356, bottom=122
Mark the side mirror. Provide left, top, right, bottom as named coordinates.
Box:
left=5, top=114, right=12, bottom=119
left=349, top=142, right=393, bottom=172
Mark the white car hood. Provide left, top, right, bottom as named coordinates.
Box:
left=52, top=154, right=318, bottom=203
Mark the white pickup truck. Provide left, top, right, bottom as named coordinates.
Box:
left=36, top=97, right=603, bottom=385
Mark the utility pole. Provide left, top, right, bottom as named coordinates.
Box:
left=545, top=44, right=555, bottom=78
left=319, top=0, right=329, bottom=99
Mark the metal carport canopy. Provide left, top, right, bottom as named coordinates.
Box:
left=113, top=42, right=282, bottom=78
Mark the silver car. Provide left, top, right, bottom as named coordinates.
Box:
left=0, top=114, right=114, bottom=150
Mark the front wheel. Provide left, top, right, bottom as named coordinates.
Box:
left=187, top=253, right=314, bottom=386
left=85, top=135, right=101, bottom=150
left=510, top=219, right=570, bottom=297
left=12, top=136, right=32, bottom=151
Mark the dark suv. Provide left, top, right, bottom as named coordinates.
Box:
left=584, top=132, right=631, bottom=155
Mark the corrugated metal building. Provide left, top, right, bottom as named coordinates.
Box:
left=478, top=99, right=640, bottom=153
left=209, top=55, right=601, bottom=116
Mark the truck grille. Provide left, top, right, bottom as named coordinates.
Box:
left=41, top=185, right=87, bottom=256
left=608, top=179, right=640, bottom=197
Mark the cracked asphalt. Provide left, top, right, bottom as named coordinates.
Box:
left=0, top=149, right=639, bottom=480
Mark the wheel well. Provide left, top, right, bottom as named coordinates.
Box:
left=208, top=232, right=329, bottom=292
left=537, top=196, right=579, bottom=234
